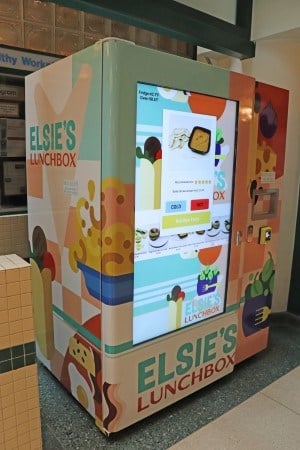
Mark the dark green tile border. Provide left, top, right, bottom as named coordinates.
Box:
left=12, top=344, right=24, bottom=358
left=0, top=341, right=36, bottom=374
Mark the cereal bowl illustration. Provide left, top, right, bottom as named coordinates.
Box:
left=69, top=178, right=134, bottom=303
left=77, top=261, right=100, bottom=300
left=69, top=179, right=101, bottom=300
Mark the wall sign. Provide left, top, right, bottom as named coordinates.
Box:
left=0, top=46, right=58, bottom=72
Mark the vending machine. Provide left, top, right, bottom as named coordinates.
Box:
left=25, top=38, right=288, bottom=434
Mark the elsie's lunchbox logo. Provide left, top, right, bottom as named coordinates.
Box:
left=29, top=120, right=77, bottom=167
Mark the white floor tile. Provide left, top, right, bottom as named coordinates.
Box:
left=169, top=368, right=300, bottom=450
left=261, top=366, right=300, bottom=415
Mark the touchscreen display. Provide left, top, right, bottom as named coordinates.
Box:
left=133, top=83, right=237, bottom=345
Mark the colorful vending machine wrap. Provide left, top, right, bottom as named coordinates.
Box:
left=26, top=47, right=103, bottom=422
left=25, top=39, right=288, bottom=434
left=233, top=81, right=289, bottom=363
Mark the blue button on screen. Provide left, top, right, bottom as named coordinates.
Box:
left=165, top=201, right=186, bottom=213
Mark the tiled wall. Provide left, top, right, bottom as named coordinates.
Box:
left=0, top=254, right=41, bottom=450
left=0, top=1, right=190, bottom=259
left=0, top=215, right=28, bottom=259
left=0, top=0, right=191, bottom=57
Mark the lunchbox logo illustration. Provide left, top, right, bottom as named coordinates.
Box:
left=137, top=323, right=237, bottom=412
left=29, top=119, right=77, bottom=167
left=28, top=63, right=92, bottom=170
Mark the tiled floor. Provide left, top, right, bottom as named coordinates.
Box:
left=169, top=367, right=300, bottom=450
left=40, top=314, right=300, bottom=450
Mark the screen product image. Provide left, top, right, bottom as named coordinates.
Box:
left=133, top=82, right=238, bottom=344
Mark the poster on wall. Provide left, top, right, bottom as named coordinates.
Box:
left=133, top=82, right=238, bottom=344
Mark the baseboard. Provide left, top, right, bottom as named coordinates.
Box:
left=270, top=311, right=300, bottom=327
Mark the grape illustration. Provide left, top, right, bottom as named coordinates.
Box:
left=261, top=252, right=274, bottom=282
left=250, top=272, right=263, bottom=297
left=243, top=252, right=275, bottom=300
left=269, top=273, right=275, bottom=294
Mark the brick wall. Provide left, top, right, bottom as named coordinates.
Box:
left=0, top=0, right=191, bottom=260
left=0, top=0, right=191, bottom=57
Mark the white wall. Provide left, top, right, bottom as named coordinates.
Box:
left=252, top=0, right=300, bottom=39
left=243, top=38, right=300, bottom=311
left=175, top=0, right=236, bottom=24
